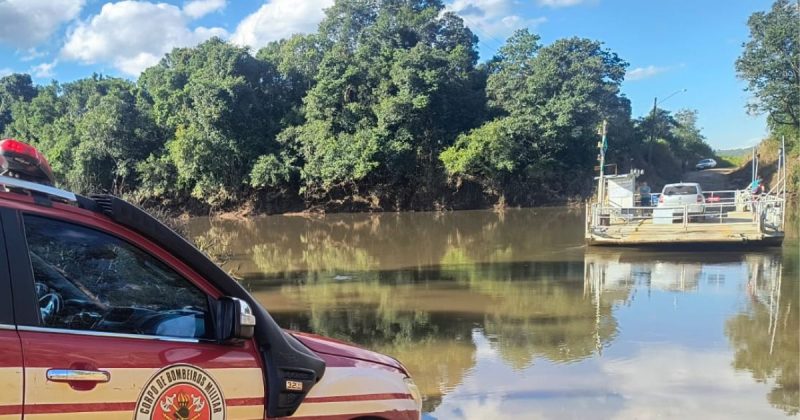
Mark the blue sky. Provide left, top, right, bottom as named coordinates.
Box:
left=0, top=0, right=772, bottom=149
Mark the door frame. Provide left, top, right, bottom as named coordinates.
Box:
left=5, top=205, right=267, bottom=419
left=2, top=206, right=227, bottom=331
left=0, top=207, right=22, bottom=419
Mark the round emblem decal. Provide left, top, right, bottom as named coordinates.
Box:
left=134, top=364, right=225, bottom=420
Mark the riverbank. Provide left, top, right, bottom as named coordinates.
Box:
left=149, top=169, right=796, bottom=221
left=136, top=179, right=593, bottom=219
left=137, top=139, right=800, bottom=220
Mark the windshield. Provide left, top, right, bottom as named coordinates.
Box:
left=663, top=185, right=698, bottom=195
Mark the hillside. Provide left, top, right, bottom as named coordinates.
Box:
left=716, top=147, right=753, bottom=158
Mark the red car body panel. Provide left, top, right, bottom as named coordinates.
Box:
left=0, top=330, right=23, bottom=417
left=292, top=332, right=407, bottom=374
left=19, top=330, right=266, bottom=416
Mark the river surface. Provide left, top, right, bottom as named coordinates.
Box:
left=184, top=208, right=799, bottom=419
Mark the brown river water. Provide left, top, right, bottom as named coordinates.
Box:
left=184, top=208, right=799, bottom=419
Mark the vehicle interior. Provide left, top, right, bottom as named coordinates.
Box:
left=33, top=251, right=207, bottom=338
left=26, top=215, right=209, bottom=339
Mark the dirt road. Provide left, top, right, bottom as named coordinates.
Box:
left=679, top=168, right=739, bottom=191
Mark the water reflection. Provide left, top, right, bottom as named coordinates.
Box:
left=584, top=248, right=798, bottom=417
left=727, top=252, right=798, bottom=416
left=183, top=209, right=798, bottom=418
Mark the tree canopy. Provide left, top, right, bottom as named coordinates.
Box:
left=0, top=0, right=719, bottom=212
left=441, top=31, right=635, bottom=203
left=736, top=0, right=800, bottom=150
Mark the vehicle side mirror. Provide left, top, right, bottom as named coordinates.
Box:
left=215, top=297, right=256, bottom=342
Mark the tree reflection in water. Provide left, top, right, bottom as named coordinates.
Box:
left=183, top=209, right=798, bottom=417
left=726, top=252, right=798, bottom=415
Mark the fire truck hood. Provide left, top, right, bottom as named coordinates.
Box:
left=291, top=331, right=408, bottom=375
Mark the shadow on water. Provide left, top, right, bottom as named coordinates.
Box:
left=184, top=208, right=799, bottom=418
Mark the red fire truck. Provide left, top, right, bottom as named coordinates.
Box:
left=0, top=139, right=421, bottom=419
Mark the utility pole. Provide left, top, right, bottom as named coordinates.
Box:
left=647, top=89, right=686, bottom=163
left=648, top=97, right=657, bottom=163
left=597, top=119, right=608, bottom=205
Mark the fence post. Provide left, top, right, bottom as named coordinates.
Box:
left=756, top=202, right=762, bottom=232
left=683, top=205, right=688, bottom=230
left=586, top=202, right=591, bottom=235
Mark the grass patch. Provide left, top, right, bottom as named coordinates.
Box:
left=717, top=155, right=749, bottom=168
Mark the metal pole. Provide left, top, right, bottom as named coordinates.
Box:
left=781, top=136, right=786, bottom=228
left=585, top=202, right=590, bottom=236
left=754, top=150, right=759, bottom=180
left=683, top=205, right=688, bottom=230
left=598, top=120, right=608, bottom=206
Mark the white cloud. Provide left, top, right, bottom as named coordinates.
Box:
left=0, top=0, right=85, bottom=48
left=183, top=0, right=226, bottom=19
left=20, top=48, right=47, bottom=62
left=626, top=65, right=671, bottom=81
left=0, top=68, right=13, bottom=77
left=601, top=345, right=780, bottom=419
left=231, top=0, right=333, bottom=49
left=31, top=60, right=57, bottom=78
left=448, top=0, right=546, bottom=41
left=431, top=331, right=783, bottom=419
left=61, top=1, right=228, bottom=76
left=537, top=0, right=585, bottom=7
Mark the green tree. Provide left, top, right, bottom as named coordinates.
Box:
left=736, top=0, right=800, bottom=149
left=4, top=76, right=159, bottom=194
left=290, top=0, right=484, bottom=206
left=630, top=108, right=714, bottom=181
left=671, top=109, right=713, bottom=161
left=256, top=34, right=328, bottom=122
left=442, top=31, right=631, bottom=203
left=138, top=38, right=288, bottom=205
left=0, top=74, right=37, bottom=133
left=70, top=79, right=161, bottom=194
left=0, top=12, right=721, bottom=211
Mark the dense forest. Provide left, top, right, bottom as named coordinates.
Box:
left=2, top=0, right=782, bottom=214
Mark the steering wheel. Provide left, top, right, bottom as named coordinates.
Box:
left=38, top=290, right=63, bottom=325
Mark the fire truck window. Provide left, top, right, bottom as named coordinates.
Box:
left=23, top=215, right=209, bottom=339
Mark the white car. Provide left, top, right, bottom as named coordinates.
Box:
left=658, top=182, right=705, bottom=215
left=695, top=158, right=717, bottom=170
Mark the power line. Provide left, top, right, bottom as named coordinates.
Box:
left=456, top=14, right=507, bottom=53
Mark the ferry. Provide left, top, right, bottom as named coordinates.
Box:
left=585, top=130, right=787, bottom=247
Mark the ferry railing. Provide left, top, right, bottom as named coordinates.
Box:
left=591, top=204, right=748, bottom=225
left=642, top=190, right=739, bottom=207
left=754, top=196, right=785, bottom=233
left=587, top=194, right=785, bottom=233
